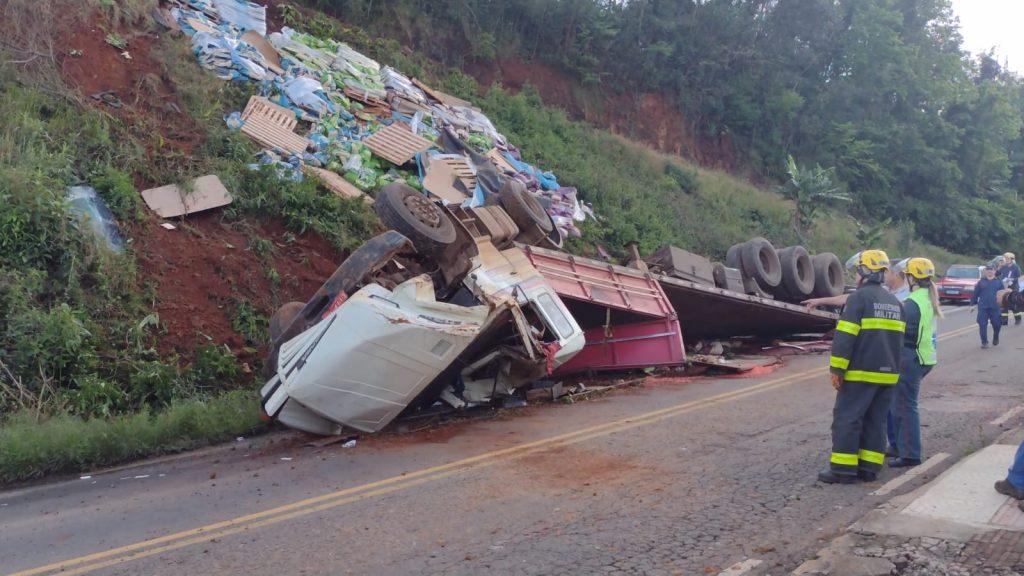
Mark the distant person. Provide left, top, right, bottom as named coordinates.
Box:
left=997, top=252, right=1022, bottom=325
left=971, top=264, right=1003, bottom=348
left=886, top=258, right=941, bottom=468
left=818, top=250, right=905, bottom=484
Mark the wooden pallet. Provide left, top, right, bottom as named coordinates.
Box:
left=239, top=96, right=309, bottom=155
left=303, top=165, right=372, bottom=204
left=362, top=122, right=433, bottom=165
left=423, top=155, right=477, bottom=203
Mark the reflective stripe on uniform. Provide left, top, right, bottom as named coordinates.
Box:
left=836, top=320, right=861, bottom=336
left=859, top=449, right=885, bottom=465
left=829, top=356, right=850, bottom=370
left=830, top=452, right=859, bottom=466
left=844, top=370, right=900, bottom=385
left=860, top=317, right=906, bottom=332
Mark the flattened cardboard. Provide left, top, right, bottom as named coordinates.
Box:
left=362, top=122, right=432, bottom=165
left=240, top=30, right=284, bottom=75
left=411, top=77, right=476, bottom=109
left=142, top=175, right=232, bottom=218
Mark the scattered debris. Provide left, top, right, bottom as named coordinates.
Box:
left=141, top=174, right=233, bottom=218
left=160, top=222, right=177, bottom=230
left=303, top=165, right=370, bottom=202
left=67, top=185, right=125, bottom=253
left=362, top=121, right=433, bottom=165
left=342, top=439, right=357, bottom=448
left=239, top=96, right=309, bottom=155
left=422, top=154, right=477, bottom=203
left=90, top=91, right=123, bottom=108
left=104, top=32, right=127, bottom=49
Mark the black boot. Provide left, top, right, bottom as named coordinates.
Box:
left=890, top=457, right=922, bottom=468
left=818, top=468, right=858, bottom=484
left=995, top=480, right=1024, bottom=500
left=994, top=334, right=1000, bottom=346
left=858, top=469, right=878, bottom=482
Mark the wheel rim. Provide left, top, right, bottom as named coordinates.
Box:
left=403, top=194, right=442, bottom=228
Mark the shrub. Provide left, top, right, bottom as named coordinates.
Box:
left=91, top=165, right=141, bottom=221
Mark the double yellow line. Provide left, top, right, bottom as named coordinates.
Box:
left=11, top=323, right=979, bottom=576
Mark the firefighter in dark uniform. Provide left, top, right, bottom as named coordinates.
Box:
left=818, top=250, right=906, bottom=484
left=998, top=252, right=1022, bottom=325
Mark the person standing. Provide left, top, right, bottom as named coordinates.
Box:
left=887, top=258, right=941, bottom=468
left=998, top=252, right=1022, bottom=325
left=995, top=438, right=1024, bottom=512
left=819, top=250, right=906, bottom=484
left=971, top=265, right=1004, bottom=348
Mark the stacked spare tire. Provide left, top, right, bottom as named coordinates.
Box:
left=724, top=238, right=844, bottom=302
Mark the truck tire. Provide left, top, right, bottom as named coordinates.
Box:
left=776, top=246, right=815, bottom=300
left=269, top=301, right=304, bottom=343
left=740, top=238, right=782, bottom=289
left=374, top=183, right=456, bottom=258
left=726, top=243, right=744, bottom=270
left=811, top=252, right=844, bottom=297
left=499, top=180, right=553, bottom=236
left=712, top=262, right=728, bottom=289
left=539, top=225, right=564, bottom=250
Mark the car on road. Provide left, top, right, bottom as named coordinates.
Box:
left=936, top=264, right=982, bottom=304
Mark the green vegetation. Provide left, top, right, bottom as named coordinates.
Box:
left=0, top=390, right=264, bottom=484
left=311, top=0, right=1024, bottom=257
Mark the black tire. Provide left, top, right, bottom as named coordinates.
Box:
left=811, top=252, right=844, bottom=298
left=776, top=246, right=815, bottom=300
left=269, top=301, right=304, bottom=343
left=726, top=243, right=744, bottom=270
left=712, top=262, right=728, bottom=289
left=740, top=237, right=782, bottom=289
left=539, top=226, right=564, bottom=250
left=498, top=180, right=553, bottom=234
left=374, top=183, right=456, bottom=257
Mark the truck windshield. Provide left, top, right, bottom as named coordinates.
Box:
left=533, top=293, right=575, bottom=341
left=946, top=267, right=979, bottom=279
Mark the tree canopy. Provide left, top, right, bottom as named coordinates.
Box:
left=313, top=0, right=1024, bottom=255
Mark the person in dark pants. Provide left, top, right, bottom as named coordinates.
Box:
left=998, top=252, right=1022, bottom=325
left=972, top=265, right=1004, bottom=348
left=886, top=258, right=941, bottom=468
left=995, top=439, right=1024, bottom=513
left=818, top=250, right=905, bottom=484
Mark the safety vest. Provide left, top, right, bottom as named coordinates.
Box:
left=907, top=287, right=937, bottom=366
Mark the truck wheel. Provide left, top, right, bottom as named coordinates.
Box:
left=375, top=183, right=456, bottom=258
left=740, top=238, right=782, bottom=289
left=499, top=180, right=553, bottom=235
left=776, top=246, right=815, bottom=300
left=269, top=301, right=304, bottom=343
left=712, top=262, right=728, bottom=289
left=538, top=226, right=564, bottom=250
left=726, top=243, right=744, bottom=270
left=811, top=252, right=844, bottom=297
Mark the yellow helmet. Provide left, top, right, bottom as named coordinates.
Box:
left=896, top=257, right=935, bottom=280
left=845, top=249, right=891, bottom=272
left=1005, top=252, right=1016, bottom=260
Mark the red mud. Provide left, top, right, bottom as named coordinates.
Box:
left=60, top=19, right=205, bottom=161
left=52, top=13, right=347, bottom=364
left=130, top=214, right=342, bottom=362
left=467, top=58, right=737, bottom=169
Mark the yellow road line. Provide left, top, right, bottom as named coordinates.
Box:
left=11, top=323, right=979, bottom=576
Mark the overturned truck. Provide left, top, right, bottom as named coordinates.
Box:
left=261, top=183, right=839, bottom=435
left=260, top=182, right=584, bottom=435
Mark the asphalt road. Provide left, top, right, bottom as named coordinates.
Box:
left=3, top=304, right=1022, bottom=576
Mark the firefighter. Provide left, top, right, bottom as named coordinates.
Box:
left=998, top=252, right=1022, bottom=325
left=818, top=250, right=906, bottom=484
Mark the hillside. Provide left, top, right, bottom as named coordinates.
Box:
left=0, top=0, right=975, bottom=481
